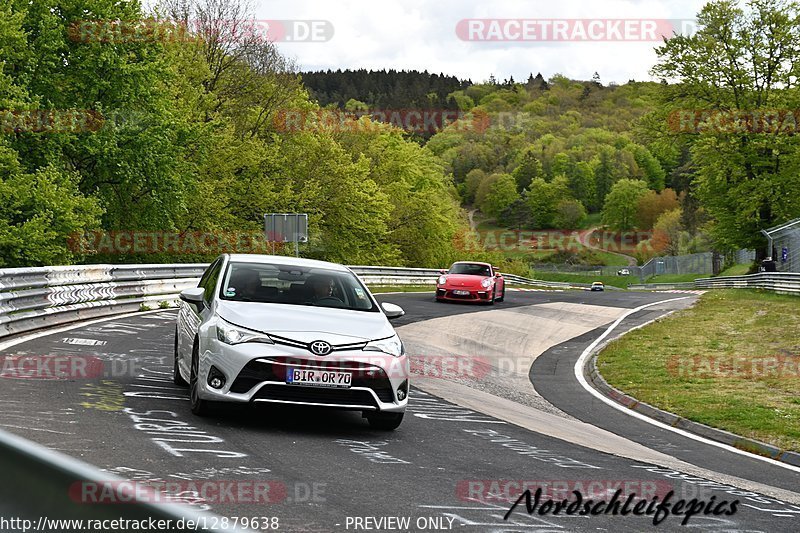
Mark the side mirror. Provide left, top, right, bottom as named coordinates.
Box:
left=439, top=269, right=447, bottom=275
left=381, top=302, right=405, bottom=320
left=180, top=287, right=206, bottom=306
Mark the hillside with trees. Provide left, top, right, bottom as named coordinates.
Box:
left=301, top=69, right=469, bottom=111
left=0, top=0, right=471, bottom=269
left=2, top=0, right=798, bottom=272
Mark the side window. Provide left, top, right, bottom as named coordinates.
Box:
left=200, top=260, right=223, bottom=304
left=197, top=259, right=218, bottom=289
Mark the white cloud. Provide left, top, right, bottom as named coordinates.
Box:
left=256, top=0, right=709, bottom=83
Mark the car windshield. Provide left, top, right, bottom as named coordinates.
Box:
left=449, top=263, right=491, bottom=276
left=219, top=262, right=377, bottom=312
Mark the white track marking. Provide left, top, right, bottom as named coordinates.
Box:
left=574, top=297, right=800, bottom=474
left=0, top=309, right=175, bottom=352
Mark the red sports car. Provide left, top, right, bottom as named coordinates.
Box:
left=435, top=262, right=505, bottom=304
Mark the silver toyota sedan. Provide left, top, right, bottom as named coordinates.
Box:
left=174, top=254, right=408, bottom=430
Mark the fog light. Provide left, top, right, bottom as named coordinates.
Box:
left=207, top=366, right=226, bottom=389
left=396, top=380, right=408, bottom=401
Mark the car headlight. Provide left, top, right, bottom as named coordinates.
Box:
left=481, top=278, right=493, bottom=288
left=438, top=275, right=447, bottom=285
left=216, top=318, right=274, bottom=345
left=363, top=335, right=404, bottom=357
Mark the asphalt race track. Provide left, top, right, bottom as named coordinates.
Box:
left=1, top=290, right=798, bottom=532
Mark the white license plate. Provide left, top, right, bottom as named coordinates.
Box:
left=453, top=290, right=470, bottom=295
left=286, top=368, right=352, bottom=388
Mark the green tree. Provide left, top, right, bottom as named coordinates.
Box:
left=511, top=148, right=543, bottom=192
left=464, top=169, right=486, bottom=204
left=592, top=146, right=621, bottom=210
left=652, top=208, right=685, bottom=256
left=651, top=0, right=800, bottom=251
left=602, top=179, right=649, bottom=231
left=553, top=199, right=587, bottom=229
left=0, top=151, right=101, bottom=266
left=527, top=176, right=572, bottom=229
left=481, top=174, right=519, bottom=218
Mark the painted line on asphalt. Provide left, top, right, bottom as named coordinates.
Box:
left=0, top=309, right=175, bottom=352
left=573, top=297, right=800, bottom=475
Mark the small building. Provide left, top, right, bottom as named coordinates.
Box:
left=763, top=218, right=800, bottom=272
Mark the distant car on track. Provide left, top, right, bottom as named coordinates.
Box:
left=175, top=254, right=408, bottom=430
left=435, top=262, right=504, bottom=304
left=590, top=281, right=605, bottom=291
left=617, top=268, right=631, bottom=276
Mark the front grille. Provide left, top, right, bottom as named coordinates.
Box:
left=253, top=384, right=378, bottom=408
left=231, top=358, right=395, bottom=403
left=268, top=334, right=367, bottom=353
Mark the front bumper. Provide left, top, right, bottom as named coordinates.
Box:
left=435, top=286, right=492, bottom=302
left=196, top=340, right=409, bottom=413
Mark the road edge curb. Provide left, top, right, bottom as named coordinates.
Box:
left=584, top=332, right=800, bottom=468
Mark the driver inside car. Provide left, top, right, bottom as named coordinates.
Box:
left=307, top=275, right=336, bottom=302
left=228, top=267, right=264, bottom=301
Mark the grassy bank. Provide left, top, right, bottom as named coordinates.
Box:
left=532, top=272, right=631, bottom=288
left=642, top=273, right=706, bottom=284
left=597, top=290, right=800, bottom=451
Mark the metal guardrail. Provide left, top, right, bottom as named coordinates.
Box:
left=627, top=282, right=698, bottom=290
left=0, top=263, right=588, bottom=340
left=0, top=264, right=204, bottom=338
left=0, top=428, right=246, bottom=531
left=348, top=265, right=588, bottom=289
left=694, top=272, right=800, bottom=295
left=0, top=263, right=249, bottom=531
left=628, top=273, right=800, bottom=295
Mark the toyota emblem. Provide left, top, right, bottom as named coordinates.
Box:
left=309, top=340, right=332, bottom=356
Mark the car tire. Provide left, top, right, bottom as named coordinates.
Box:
left=173, top=329, right=187, bottom=387
left=496, top=287, right=505, bottom=302
left=189, top=341, right=213, bottom=416
left=366, top=412, right=404, bottom=430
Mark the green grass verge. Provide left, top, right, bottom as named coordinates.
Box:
left=590, top=250, right=633, bottom=267
left=718, top=263, right=752, bottom=277
left=532, top=272, right=630, bottom=289
left=597, top=289, right=800, bottom=451
left=643, top=273, right=707, bottom=283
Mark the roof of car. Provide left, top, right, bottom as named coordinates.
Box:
left=451, top=261, right=492, bottom=267
left=225, top=254, right=349, bottom=272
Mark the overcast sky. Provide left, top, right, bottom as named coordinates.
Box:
left=257, top=0, right=710, bottom=83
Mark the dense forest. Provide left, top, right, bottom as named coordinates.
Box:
left=301, top=69, right=470, bottom=111
left=0, top=0, right=469, bottom=269
left=1, top=0, right=799, bottom=269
